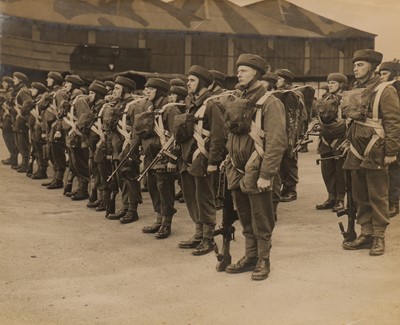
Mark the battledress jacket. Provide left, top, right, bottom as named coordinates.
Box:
left=178, top=90, right=226, bottom=177
left=13, top=83, right=33, bottom=132
left=343, top=75, right=400, bottom=170
left=226, top=81, right=287, bottom=195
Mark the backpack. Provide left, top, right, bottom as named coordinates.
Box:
left=134, top=111, right=155, bottom=139
left=225, top=98, right=256, bottom=134
left=173, top=112, right=196, bottom=144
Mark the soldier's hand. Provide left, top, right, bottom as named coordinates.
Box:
left=167, top=162, right=176, bottom=173
left=207, top=165, right=218, bottom=174
left=384, top=155, right=397, bottom=166
left=106, top=155, right=113, bottom=161
left=257, top=177, right=271, bottom=192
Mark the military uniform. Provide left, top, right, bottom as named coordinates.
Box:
left=342, top=49, right=400, bottom=256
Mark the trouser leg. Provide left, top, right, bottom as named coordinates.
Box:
left=181, top=171, right=202, bottom=238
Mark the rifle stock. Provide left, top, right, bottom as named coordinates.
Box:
left=292, top=119, right=320, bottom=154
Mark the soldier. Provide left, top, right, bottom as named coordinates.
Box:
left=378, top=61, right=400, bottom=218
left=41, top=72, right=64, bottom=186
left=104, top=76, right=142, bottom=223
left=47, top=75, right=84, bottom=190
left=1, top=76, right=18, bottom=168
left=315, top=73, right=348, bottom=212
left=224, top=54, right=287, bottom=280
left=209, top=70, right=226, bottom=95
left=175, top=65, right=225, bottom=255
left=133, top=78, right=182, bottom=239
left=12, top=72, right=33, bottom=173
left=27, top=82, right=48, bottom=178
left=342, top=49, right=400, bottom=256
left=274, top=69, right=300, bottom=202
left=261, top=72, right=278, bottom=91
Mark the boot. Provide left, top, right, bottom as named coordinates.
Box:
left=155, top=217, right=172, bottom=239
left=142, top=214, right=162, bottom=233
left=178, top=235, right=202, bottom=249
left=369, top=236, right=385, bottom=256
left=119, top=211, right=139, bottom=224
left=71, top=180, right=89, bottom=201
left=88, top=188, right=98, bottom=204
left=251, top=258, right=270, bottom=281
left=107, top=207, right=128, bottom=220
left=17, top=164, right=28, bottom=173
left=342, top=234, right=374, bottom=250
left=47, top=179, right=63, bottom=189
left=87, top=199, right=102, bottom=208
left=63, top=183, right=73, bottom=195
left=316, top=198, right=336, bottom=210
left=225, top=256, right=258, bottom=274
left=191, top=238, right=215, bottom=256
left=332, top=200, right=345, bottom=213
left=1, top=158, right=11, bottom=165
left=96, top=191, right=109, bottom=212
left=31, top=170, right=48, bottom=180
left=389, top=201, right=399, bottom=218
left=42, top=179, right=55, bottom=187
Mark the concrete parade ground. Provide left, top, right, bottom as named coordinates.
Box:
left=0, top=139, right=399, bottom=325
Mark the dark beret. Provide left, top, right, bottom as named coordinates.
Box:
left=13, top=72, right=29, bottom=84
left=210, top=70, right=226, bottom=83
left=327, top=73, right=348, bottom=85
left=89, top=81, right=108, bottom=96
left=104, top=80, right=115, bottom=89
left=262, top=72, right=278, bottom=84
left=352, top=49, right=383, bottom=65
left=188, top=65, right=214, bottom=86
left=170, top=85, right=188, bottom=98
left=379, top=61, right=400, bottom=73
left=236, top=54, right=268, bottom=75
left=47, top=71, right=63, bottom=84
left=170, top=78, right=186, bottom=87
left=31, top=82, right=48, bottom=93
left=65, top=74, right=84, bottom=87
left=275, top=69, right=294, bottom=82
left=2, top=76, right=13, bottom=85
left=115, top=76, right=136, bottom=91
left=145, top=78, right=169, bottom=92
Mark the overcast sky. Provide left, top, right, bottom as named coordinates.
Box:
left=229, top=0, right=400, bottom=62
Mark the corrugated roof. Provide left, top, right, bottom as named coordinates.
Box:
left=170, top=0, right=322, bottom=38
left=0, top=0, right=203, bottom=31
left=245, top=0, right=376, bottom=38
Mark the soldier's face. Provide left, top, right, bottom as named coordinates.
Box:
left=353, top=61, right=371, bottom=80
left=145, top=87, right=157, bottom=101
left=30, top=88, right=38, bottom=97
left=237, top=66, right=257, bottom=87
left=13, top=77, right=21, bottom=86
left=379, top=70, right=391, bottom=82
left=328, top=81, right=340, bottom=93
left=187, top=75, right=199, bottom=94
left=113, top=84, right=123, bottom=98
left=47, top=77, right=54, bottom=87
left=168, top=93, right=178, bottom=103
left=88, top=90, right=96, bottom=103
left=65, top=81, right=73, bottom=92
left=276, top=77, right=286, bottom=88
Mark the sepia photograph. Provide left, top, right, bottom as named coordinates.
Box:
left=1, top=0, right=400, bottom=324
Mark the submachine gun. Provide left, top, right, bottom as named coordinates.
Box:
left=292, top=119, right=320, bottom=154
left=213, top=158, right=238, bottom=272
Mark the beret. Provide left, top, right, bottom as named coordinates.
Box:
left=327, top=73, right=348, bottom=84
left=275, top=69, right=294, bottom=81
left=210, top=70, right=226, bottom=83
left=236, top=54, right=268, bottom=75
left=13, top=72, right=29, bottom=84
left=170, top=85, right=188, bottom=98
left=89, top=81, right=108, bottom=96
left=31, top=82, right=48, bottom=93
left=104, top=80, right=115, bottom=89
left=170, top=78, right=186, bottom=87
left=379, top=61, right=400, bottom=73
left=65, top=74, right=84, bottom=87
left=115, top=76, right=136, bottom=91
left=262, top=72, right=279, bottom=84
left=352, top=49, right=383, bottom=65
left=145, top=78, right=169, bottom=92
left=47, top=71, right=63, bottom=84
left=188, top=65, right=214, bottom=86
left=2, top=76, right=13, bottom=85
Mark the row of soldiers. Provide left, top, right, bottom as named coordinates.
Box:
left=1, top=49, right=400, bottom=281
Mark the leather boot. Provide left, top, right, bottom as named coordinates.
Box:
left=142, top=214, right=162, bottom=233
left=280, top=190, right=297, bottom=202
left=1, top=158, right=11, bottom=165
left=31, top=170, right=48, bottom=180
left=342, top=234, right=374, bottom=250
left=63, top=183, right=73, bottom=195
left=251, top=258, right=270, bottom=281
left=316, top=198, right=335, bottom=210
left=369, top=236, right=385, bottom=256
left=389, top=201, right=399, bottom=218
left=332, top=200, right=345, bottom=212
left=191, top=238, right=215, bottom=256
left=87, top=199, right=102, bottom=208
left=42, top=179, right=54, bottom=187
left=107, top=207, right=128, bottom=220
left=71, top=180, right=89, bottom=201
left=47, top=179, right=63, bottom=189
left=88, top=188, right=98, bottom=204
left=178, top=235, right=202, bottom=249
left=120, top=210, right=139, bottom=224
left=155, top=217, right=172, bottom=239
left=96, top=191, right=109, bottom=212
left=225, top=256, right=258, bottom=274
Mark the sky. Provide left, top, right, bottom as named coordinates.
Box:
left=230, top=0, right=400, bottom=62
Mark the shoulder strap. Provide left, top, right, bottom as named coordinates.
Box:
left=372, top=80, right=397, bottom=121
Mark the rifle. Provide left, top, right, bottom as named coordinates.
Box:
left=316, top=140, right=349, bottom=165
left=106, top=160, right=118, bottom=217
left=106, top=137, right=142, bottom=183
left=336, top=169, right=357, bottom=242
left=213, top=159, right=238, bottom=272
left=137, top=135, right=177, bottom=182
left=292, top=119, right=320, bottom=154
